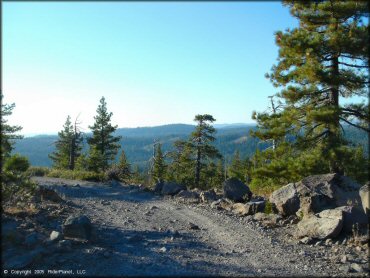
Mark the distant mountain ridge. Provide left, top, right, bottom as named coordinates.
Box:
left=13, top=123, right=368, bottom=169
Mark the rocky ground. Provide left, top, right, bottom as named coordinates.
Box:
left=2, top=177, right=369, bottom=277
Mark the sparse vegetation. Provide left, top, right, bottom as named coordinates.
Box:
left=46, top=169, right=105, bottom=182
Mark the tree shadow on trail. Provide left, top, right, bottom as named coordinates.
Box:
left=72, top=225, right=258, bottom=277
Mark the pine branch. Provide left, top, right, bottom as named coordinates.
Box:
left=339, top=117, right=370, bottom=133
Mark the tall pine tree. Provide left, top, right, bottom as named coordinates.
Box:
left=88, top=97, right=121, bottom=172
left=151, top=143, right=166, bottom=183
left=253, top=1, right=369, bottom=176
left=49, top=115, right=83, bottom=170
left=1, top=94, right=23, bottom=162
left=191, top=114, right=222, bottom=188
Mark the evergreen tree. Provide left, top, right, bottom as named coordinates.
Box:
left=88, top=97, right=121, bottom=172
left=228, top=150, right=246, bottom=182
left=190, top=114, right=222, bottom=188
left=166, top=140, right=195, bottom=188
left=49, top=115, right=83, bottom=170
left=252, top=1, right=369, bottom=176
left=1, top=95, right=23, bottom=162
left=151, top=143, right=166, bottom=183
left=117, top=149, right=131, bottom=181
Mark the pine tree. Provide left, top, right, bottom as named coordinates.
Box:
left=117, top=149, right=131, bottom=181
left=166, top=140, right=195, bottom=188
left=253, top=1, right=369, bottom=175
left=1, top=95, right=23, bottom=162
left=88, top=97, right=121, bottom=172
left=49, top=115, right=83, bottom=170
left=228, top=150, right=246, bottom=182
left=152, top=143, right=166, bottom=183
left=190, top=114, right=222, bottom=188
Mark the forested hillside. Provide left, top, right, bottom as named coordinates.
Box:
left=13, top=123, right=368, bottom=170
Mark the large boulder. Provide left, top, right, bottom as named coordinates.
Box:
left=337, top=206, right=368, bottom=233
left=296, top=207, right=344, bottom=239
left=269, top=173, right=363, bottom=217
left=200, top=189, right=218, bottom=203
left=223, top=178, right=252, bottom=203
left=161, top=182, right=186, bottom=196
left=269, top=183, right=300, bottom=217
left=176, top=190, right=200, bottom=200
left=62, top=215, right=92, bottom=240
left=359, top=183, right=369, bottom=214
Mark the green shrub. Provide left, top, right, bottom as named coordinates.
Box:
left=264, top=200, right=273, bottom=215
left=4, top=154, right=30, bottom=173
left=25, top=166, right=50, bottom=177
left=47, top=169, right=105, bottom=182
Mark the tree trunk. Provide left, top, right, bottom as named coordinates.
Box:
left=195, top=146, right=201, bottom=188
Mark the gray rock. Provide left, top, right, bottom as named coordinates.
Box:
left=269, top=183, right=300, bottom=217
left=223, top=178, right=252, bottom=202
left=200, top=189, right=218, bottom=202
left=161, top=182, right=186, bottom=196
left=296, top=208, right=344, bottom=239
left=340, top=255, right=347, bottom=264
left=336, top=205, right=368, bottom=233
left=62, top=215, right=92, bottom=240
left=359, top=183, right=369, bottom=214
left=177, top=190, right=200, bottom=200
left=270, top=174, right=363, bottom=217
left=57, top=239, right=72, bottom=250
left=36, top=186, right=64, bottom=202
left=244, top=200, right=266, bottom=215
left=50, top=231, right=63, bottom=241
left=350, top=263, right=364, bottom=273
left=189, top=222, right=200, bottom=230
left=159, top=247, right=167, bottom=252
left=101, top=200, right=111, bottom=205
left=211, top=198, right=233, bottom=211
left=299, top=237, right=313, bottom=244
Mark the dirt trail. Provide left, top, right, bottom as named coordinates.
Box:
left=26, top=177, right=366, bottom=277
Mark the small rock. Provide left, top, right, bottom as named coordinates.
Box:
left=159, top=247, right=167, bottom=252
left=340, top=255, right=347, bottom=264
left=315, top=241, right=322, bottom=247
left=299, top=250, right=307, bottom=256
left=101, top=200, right=111, bottom=205
left=350, top=263, right=364, bottom=273
left=299, top=237, right=313, bottom=245
left=150, top=205, right=159, bottom=210
left=325, top=238, right=332, bottom=246
left=189, top=223, right=200, bottom=230
left=50, top=231, right=63, bottom=242
left=342, top=239, right=347, bottom=245
left=73, top=184, right=80, bottom=187
left=57, top=240, right=72, bottom=251
left=355, top=246, right=362, bottom=252
left=339, top=265, right=350, bottom=273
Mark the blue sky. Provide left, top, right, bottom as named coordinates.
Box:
left=3, top=2, right=298, bottom=135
